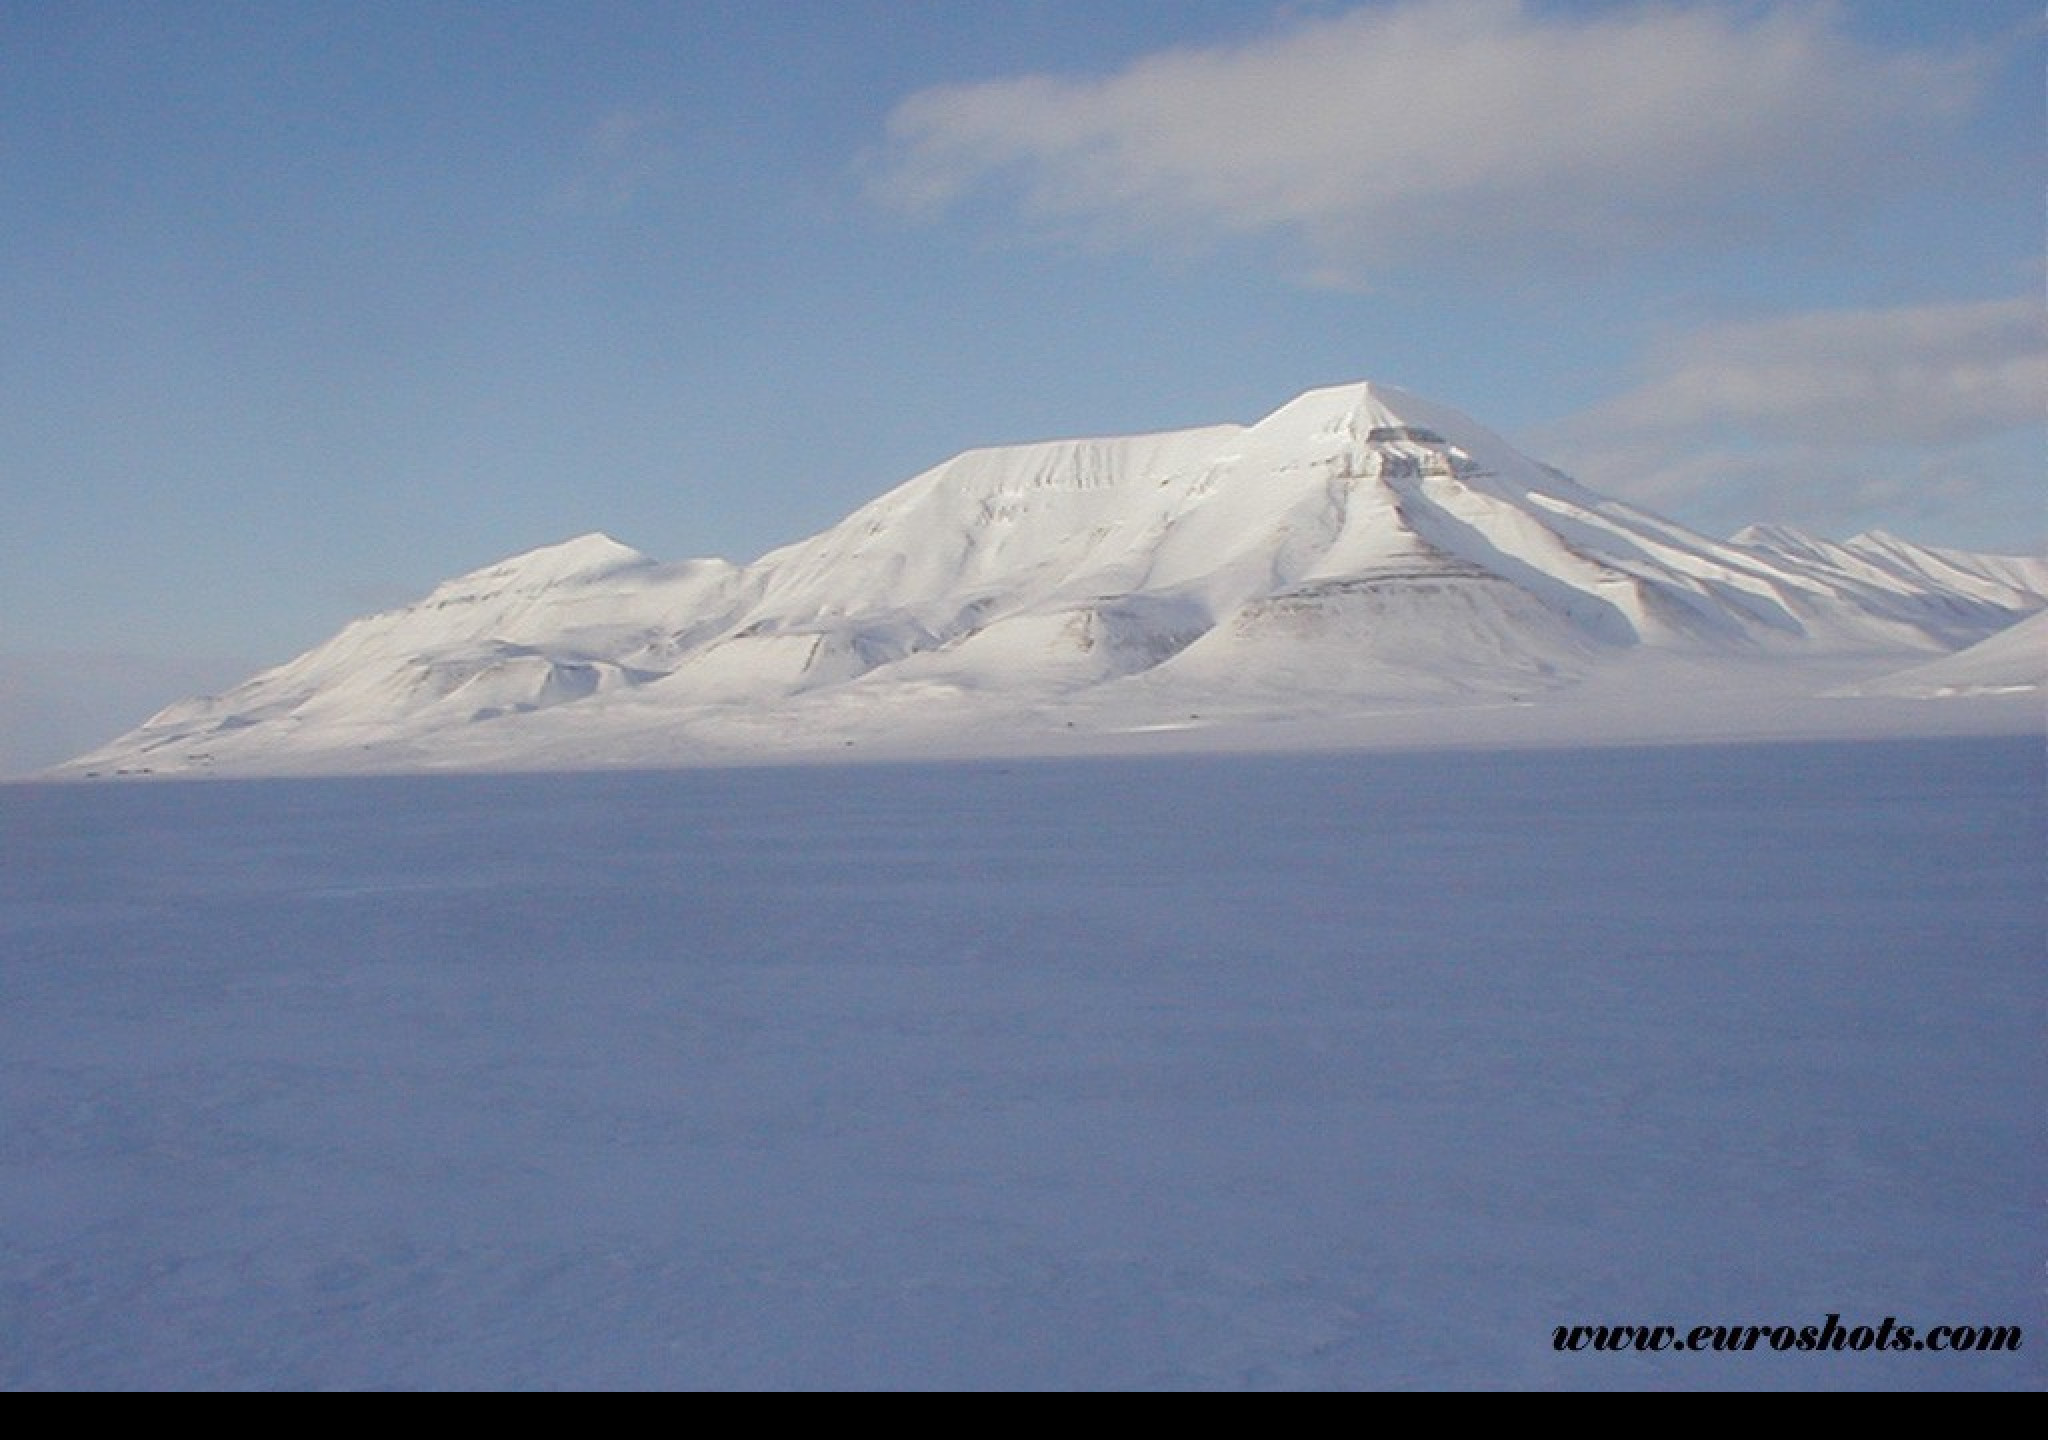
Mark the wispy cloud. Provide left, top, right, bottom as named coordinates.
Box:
left=1565, top=298, right=2047, bottom=449
left=562, top=105, right=680, bottom=214
left=1536, top=297, right=2048, bottom=542
left=871, top=0, right=1986, bottom=282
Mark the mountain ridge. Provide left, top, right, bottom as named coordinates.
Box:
left=62, top=380, right=2048, bottom=777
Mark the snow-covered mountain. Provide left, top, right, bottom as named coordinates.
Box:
left=63, top=382, right=2048, bottom=776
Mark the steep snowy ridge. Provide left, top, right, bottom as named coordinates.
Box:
left=63, top=381, right=2048, bottom=775
left=1734, top=526, right=2048, bottom=643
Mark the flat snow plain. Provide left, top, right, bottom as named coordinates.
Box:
left=2, top=738, right=2041, bottom=1389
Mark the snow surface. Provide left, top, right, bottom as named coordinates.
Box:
left=1846, top=612, right=2048, bottom=699
left=2, top=740, right=2040, bottom=1390
left=58, top=382, right=2048, bottom=779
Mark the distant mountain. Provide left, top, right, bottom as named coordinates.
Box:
left=62, top=382, right=2048, bottom=776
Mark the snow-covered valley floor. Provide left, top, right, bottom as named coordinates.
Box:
left=2, top=739, right=2041, bottom=1389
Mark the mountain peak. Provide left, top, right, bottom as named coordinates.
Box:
left=462, top=533, right=654, bottom=588
left=528, top=531, right=646, bottom=563
left=1244, top=380, right=1576, bottom=499
left=1251, top=380, right=1419, bottom=441
left=1733, top=523, right=1822, bottom=550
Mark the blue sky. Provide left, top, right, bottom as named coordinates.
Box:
left=2, top=1, right=2043, bottom=770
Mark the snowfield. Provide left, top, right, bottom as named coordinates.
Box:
left=2, top=739, right=2040, bottom=1389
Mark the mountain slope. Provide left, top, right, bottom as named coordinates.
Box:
left=62, top=382, right=2048, bottom=776
left=1844, top=611, right=2048, bottom=699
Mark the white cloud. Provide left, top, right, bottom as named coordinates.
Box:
left=1535, top=297, right=2047, bottom=543
left=872, top=0, right=1985, bottom=279
left=1574, top=298, right=2048, bottom=447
